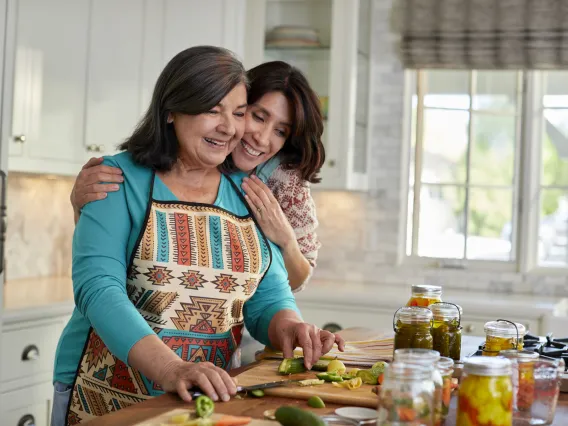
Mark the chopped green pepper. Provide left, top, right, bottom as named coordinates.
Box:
left=250, top=389, right=265, bottom=398
left=394, top=321, right=433, bottom=350
left=432, top=319, right=461, bottom=361
left=195, top=395, right=214, bottom=418
left=316, top=372, right=343, bottom=382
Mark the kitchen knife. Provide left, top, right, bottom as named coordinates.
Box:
left=189, top=379, right=303, bottom=398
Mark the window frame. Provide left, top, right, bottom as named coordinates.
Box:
left=401, top=70, right=568, bottom=274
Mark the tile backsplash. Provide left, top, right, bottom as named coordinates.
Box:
left=6, top=173, right=75, bottom=281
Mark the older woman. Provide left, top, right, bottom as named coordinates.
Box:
left=70, top=61, right=323, bottom=292
left=52, top=46, right=342, bottom=426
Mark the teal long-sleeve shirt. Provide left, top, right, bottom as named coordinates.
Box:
left=53, top=152, right=300, bottom=385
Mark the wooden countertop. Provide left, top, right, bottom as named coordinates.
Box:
left=84, top=362, right=568, bottom=426
left=3, top=275, right=73, bottom=311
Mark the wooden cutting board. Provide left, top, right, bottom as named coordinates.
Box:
left=235, top=360, right=379, bottom=409
left=134, top=408, right=278, bottom=425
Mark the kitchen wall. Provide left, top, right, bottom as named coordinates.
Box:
left=310, top=0, right=568, bottom=298
left=6, top=173, right=74, bottom=281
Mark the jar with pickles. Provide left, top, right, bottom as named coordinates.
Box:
left=393, top=307, right=433, bottom=351
left=457, top=356, right=513, bottom=426
left=407, top=284, right=443, bottom=307
left=377, top=362, right=435, bottom=426
left=482, top=320, right=527, bottom=356
left=499, top=349, right=539, bottom=413
left=437, top=357, right=454, bottom=423
left=393, top=349, right=442, bottom=426
left=430, top=302, right=462, bottom=361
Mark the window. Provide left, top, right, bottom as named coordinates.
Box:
left=406, top=70, right=568, bottom=270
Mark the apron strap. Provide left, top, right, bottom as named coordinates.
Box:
left=224, top=174, right=255, bottom=217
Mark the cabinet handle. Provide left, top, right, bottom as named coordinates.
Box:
left=464, top=324, right=475, bottom=333
left=21, top=344, right=39, bottom=361
left=86, top=144, right=98, bottom=152
left=13, top=134, right=26, bottom=143
left=328, top=159, right=336, bottom=167
left=17, top=414, right=35, bottom=426
left=97, top=144, right=105, bottom=152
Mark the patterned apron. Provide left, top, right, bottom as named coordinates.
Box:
left=66, top=173, right=271, bottom=425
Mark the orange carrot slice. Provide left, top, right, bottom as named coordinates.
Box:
left=214, top=414, right=252, bottom=426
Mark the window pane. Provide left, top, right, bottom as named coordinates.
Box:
left=417, top=185, right=465, bottom=259
left=470, top=114, right=516, bottom=186
left=466, top=188, right=513, bottom=261
left=538, top=189, right=568, bottom=267
left=473, top=71, right=517, bottom=112
left=544, top=71, right=568, bottom=108
left=406, top=187, right=414, bottom=256
left=422, top=109, right=469, bottom=184
left=542, top=110, right=568, bottom=186
left=424, top=70, right=470, bottom=109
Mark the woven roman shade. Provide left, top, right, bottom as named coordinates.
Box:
left=391, top=0, right=568, bottom=69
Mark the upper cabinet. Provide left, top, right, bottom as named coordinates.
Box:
left=245, top=0, right=373, bottom=191
left=3, top=0, right=247, bottom=175
left=5, top=0, right=91, bottom=175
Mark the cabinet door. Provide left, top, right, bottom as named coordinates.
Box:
left=162, top=0, right=245, bottom=63
left=84, top=0, right=145, bottom=157
left=1, top=381, right=52, bottom=426
left=7, top=0, right=90, bottom=175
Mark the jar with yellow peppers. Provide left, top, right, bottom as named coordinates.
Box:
left=377, top=362, right=435, bottom=426
left=499, top=350, right=539, bottom=414
left=394, top=349, right=442, bottom=426
left=407, top=284, right=442, bottom=307
left=437, top=357, right=454, bottom=423
left=430, top=302, right=462, bottom=361
left=482, top=320, right=526, bottom=356
left=457, top=356, right=513, bottom=426
left=393, top=307, right=433, bottom=351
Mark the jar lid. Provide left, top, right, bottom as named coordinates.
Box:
left=411, top=284, right=442, bottom=296
left=387, top=362, right=433, bottom=380
left=499, top=349, right=539, bottom=362
left=394, top=348, right=440, bottom=365
left=396, top=306, right=433, bottom=324
left=484, top=320, right=526, bottom=338
left=464, top=356, right=512, bottom=376
left=430, top=303, right=462, bottom=321
left=437, top=357, right=455, bottom=371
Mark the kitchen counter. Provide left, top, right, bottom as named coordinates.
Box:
left=79, top=329, right=568, bottom=425
left=3, top=276, right=74, bottom=322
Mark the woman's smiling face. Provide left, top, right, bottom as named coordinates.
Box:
left=231, top=91, right=293, bottom=172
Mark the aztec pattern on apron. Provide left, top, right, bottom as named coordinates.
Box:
left=66, top=175, right=271, bottom=424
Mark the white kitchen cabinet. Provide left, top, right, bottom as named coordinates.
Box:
left=84, top=0, right=146, bottom=157
left=5, top=0, right=91, bottom=175
left=1, top=381, right=52, bottom=426
left=245, top=0, right=373, bottom=190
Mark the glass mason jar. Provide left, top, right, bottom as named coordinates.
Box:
left=377, top=362, right=435, bottom=426
left=393, top=349, right=442, bottom=426
left=407, top=284, right=443, bottom=307
left=499, top=349, right=539, bottom=413
left=430, top=302, right=462, bottom=361
left=393, top=307, right=433, bottom=351
left=457, top=356, right=513, bottom=426
left=482, top=320, right=527, bottom=356
left=437, top=357, right=455, bottom=423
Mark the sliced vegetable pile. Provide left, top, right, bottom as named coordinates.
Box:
left=161, top=395, right=252, bottom=426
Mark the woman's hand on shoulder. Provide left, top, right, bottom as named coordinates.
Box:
left=159, top=359, right=237, bottom=403
left=278, top=318, right=345, bottom=369
left=242, top=175, right=296, bottom=249
left=71, top=157, right=124, bottom=214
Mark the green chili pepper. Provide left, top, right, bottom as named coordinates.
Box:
left=251, top=389, right=265, bottom=398
left=195, top=395, right=214, bottom=418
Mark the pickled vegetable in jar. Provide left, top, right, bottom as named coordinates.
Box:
left=482, top=320, right=526, bottom=356
left=393, top=307, right=433, bottom=351
left=394, top=349, right=442, bottom=426
left=499, top=350, right=539, bottom=413
left=377, top=362, right=435, bottom=426
left=430, top=302, right=462, bottom=361
left=457, top=356, right=513, bottom=426
left=437, top=357, right=454, bottom=423
left=407, top=284, right=442, bottom=307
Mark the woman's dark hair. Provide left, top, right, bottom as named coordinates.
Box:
left=242, top=61, right=325, bottom=184
left=120, top=46, right=247, bottom=171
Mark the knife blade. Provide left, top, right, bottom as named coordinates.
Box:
left=189, top=379, right=303, bottom=399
